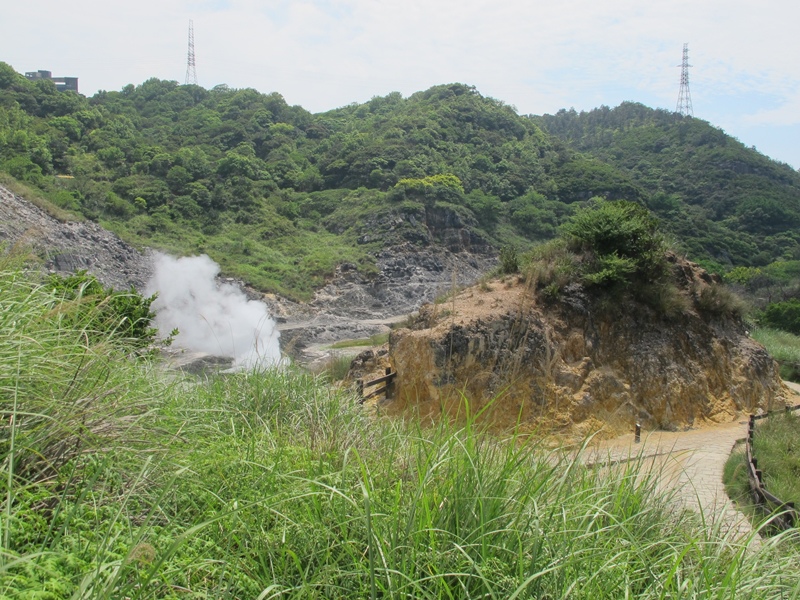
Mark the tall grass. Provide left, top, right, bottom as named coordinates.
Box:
left=751, top=326, right=800, bottom=381
left=724, top=413, right=800, bottom=534
left=2, top=263, right=800, bottom=598
left=752, top=411, right=800, bottom=506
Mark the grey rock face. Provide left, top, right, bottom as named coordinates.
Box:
left=0, top=185, right=153, bottom=291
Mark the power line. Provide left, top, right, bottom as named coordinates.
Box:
left=676, top=43, right=693, bottom=117
left=185, top=20, right=198, bottom=86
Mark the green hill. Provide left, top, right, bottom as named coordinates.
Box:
left=2, top=62, right=800, bottom=300
left=535, top=103, right=800, bottom=270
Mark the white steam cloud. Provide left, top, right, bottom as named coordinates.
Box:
left=146, top=254, right=281, bottom=368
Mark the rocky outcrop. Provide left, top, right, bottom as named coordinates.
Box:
left=0, top=185, right=153, bottom=290
left=310, top=244, right=493, bottom=321
left=276, top=201, right=496, bottom=354
left=277, top=201, right=497, bottom=354
left=387, top=263, right=789, bottom=436
left=310, top=202, right=495, bottom=321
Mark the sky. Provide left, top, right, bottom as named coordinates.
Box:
left=3, top=0, right=799, bottom=169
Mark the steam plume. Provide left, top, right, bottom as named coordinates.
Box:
left=146, top=254, right=281, bottom=368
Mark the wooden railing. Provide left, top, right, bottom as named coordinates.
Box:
left=745, top=405, right=800, bottom=531
left=356, top=368, right=396, bottom=404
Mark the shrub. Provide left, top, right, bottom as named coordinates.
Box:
left=561, top=199, right=668, bottom=288
left=759, top=298, right=800, bottom=334
left=45, top=270, right=159, bottom=349
left=693, top=283, right=746, bottom=318
left=582, top=252, right=637, bottom=286
left=525, top=238, right=579, bottom=293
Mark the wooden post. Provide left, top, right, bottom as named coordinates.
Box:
left=634, top=423, right=641, bottom=444
left=356, top=380, right=364, bottom=404
left=385, top=367, right=395, bottom=400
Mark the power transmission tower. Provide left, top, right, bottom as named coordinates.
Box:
left=185, top=20, right=198, bottom=86
left=676, top=43, right=693, bottom=116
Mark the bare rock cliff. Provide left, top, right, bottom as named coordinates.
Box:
left=387, top=261, right=789, bottom=435
left=0, top=185, right=153, bottom=290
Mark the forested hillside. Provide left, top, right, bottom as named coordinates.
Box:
left=536, top=103, right=800, bottom=270
left=2, top=62, right=800, bottom=303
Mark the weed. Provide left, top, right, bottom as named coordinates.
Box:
left=694, top=283, right=746, bottom=317
left=638, top=281, right=692, bottom=317
left=499, top=245, right=519, bottom=274
left=322, top=353, right=355, bottom=382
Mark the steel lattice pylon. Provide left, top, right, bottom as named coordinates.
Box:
left=676, top=43, right=693, bottom=117
left=185, top=20, right=198, bottom=86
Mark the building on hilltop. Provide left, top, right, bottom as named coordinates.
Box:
left=24, top=69, right=79, bottom=93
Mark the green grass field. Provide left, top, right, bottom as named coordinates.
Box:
left=3, top=260, right=800, bottom=598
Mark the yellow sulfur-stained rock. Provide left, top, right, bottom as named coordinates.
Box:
left=385, top=260, right=789, bottom=436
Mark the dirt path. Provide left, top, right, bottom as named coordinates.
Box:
left=585, top=381, right=800, bottom=544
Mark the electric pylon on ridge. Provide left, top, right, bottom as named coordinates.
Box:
left=676, top=43, right=693, bottom=117
left=185, top=20, right=198, bottom=86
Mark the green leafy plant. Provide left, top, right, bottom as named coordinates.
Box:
left=561, top=199, right=668, bottom=289
left=759, top=299, right=800, bottom=334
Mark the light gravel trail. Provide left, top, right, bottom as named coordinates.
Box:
left=585, top=381, right=800, bottom=544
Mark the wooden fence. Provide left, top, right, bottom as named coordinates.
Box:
left=356, top=368, right=396, bottom=404
left=745, top=404, right=800, bottom=531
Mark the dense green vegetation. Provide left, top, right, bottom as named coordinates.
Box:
left=4, top=62, right=800, bottom=304
left=537, top=103, right=800, bottom=343
left=536, top=103, right=800, bottom=272
left=3, top=261, right=800, bottom=598
left=0, top=64, right=583, bottom=298
left=760, top=299, right=800, bottom=335
left=518, top=199, right=743, bottom=323
left=44, top=269, right=160, bottom=349
left=561, top=200, right=667, bottom=289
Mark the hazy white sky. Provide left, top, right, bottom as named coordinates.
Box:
left=3, top=0, right=799, bottom=168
